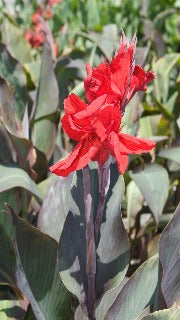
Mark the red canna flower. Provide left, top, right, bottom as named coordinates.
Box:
left=25, top=27, right=45, bottom=48
left=44, top=6, right=54, bottom=19
left=84, top=33, right=155, bottom=113
left=49, top=93, right=155, bottom=177
left=48, top=0, right=61, bottom=5
left=32, top=7, right=43, bottom=25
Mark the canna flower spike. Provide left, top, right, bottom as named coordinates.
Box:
left=84, top=31, right=155, bottom=113
left=50, top=33, right=156, bottom=177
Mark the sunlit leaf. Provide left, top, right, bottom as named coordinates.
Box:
left=32, top=44, right=59, bottom=159
left=94, top=24, right=118, bottom=58
left=38, top=173, right=74, bottom=242
left=55, top=55, right=85, bottom=110
left=143, top=307, right=180, bottom=320
left=0, top=164, right=42, bottom=204
left=87, top=0, right=100, bottom=29
left=0, top=212, right=16, bottom=286
left=126, top=180, right=144, bottom=231
left=159, top=204, right=180, bottom=307
left=153, top=53, right=180, bottom=103
left=6, top=207, right=71, bottom=320
left=2, top=17, right=33, bottom=65
left=0, top=44, right=29, bottom=121
left=0, top=299, right=28, bottom=320
left=159, top=147, right=180, bottom=165
left=104, top=255, right=159, bottom=320
left=129, top=164, right=169, bottom=223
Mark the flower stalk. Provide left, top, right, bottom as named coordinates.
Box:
left=95, top=158, right=111, bottom=240
left=83, top=166, right=96, bottom=320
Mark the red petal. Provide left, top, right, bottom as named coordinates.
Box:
left=146, top=70, right=156, bottom=82
left=118, top=133, right=156, bottom=154
left=49, top=135, right=100, bottom=176
left=110, top=36, right=136, bottom=73
left=128, top=66, right=156, bottom=101
left=93, top=118, right=107, bottom=142
left=84, top=62, right=111, bottom=103
left=62, top=114, right=88, bottom=141
left=64, top=93, right=87, bottom=115
left=110, top=36, right=136, bottom=100
left=108, top=131, right=129, bottom=174
left=95, top=105, right=121, bottom=133
left=74, top=95, right=107, bottom=119
left=92, top=145, right=109, bottom=166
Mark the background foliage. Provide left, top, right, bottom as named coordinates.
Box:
left=0, top=0, right=179, bottom=319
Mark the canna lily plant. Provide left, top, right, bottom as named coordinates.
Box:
left=0, top=27, right=179, bottom=320
left=49, top=33, right=158, bottom=319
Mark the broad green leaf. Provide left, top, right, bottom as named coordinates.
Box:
left=147, top=235, right=160, bottom=258
left=104, top=255, right=159, bottom=320
left=32, top=45, right=59, bottom=159
left=38, top=174, right=58, bottom=198
left=138, top=116, right=153, bottom=138
left=0, top=77, right=18, bottom=134
left=153, top=8, right=176, bottom=28
left=143, top=308, right=180, bottom=320
left=0, top=121, right=37, bottom=176
left=87, top=0, right=100, bottom=29
left=159, top=204, right=180, bottom=307
left=122, top=95, right=142, bottom=134
left=143, top=19, right=166, bottom=58
left=153, top=97, right=176, bottom=122
left=0, top=189, right=19, bottom=212
left=24, top=61, right=41, bottom=87
left=7, top=207, right=70, bottom=320
left=0, top=164, right=42, bottom=204
left=153, top=53, right=180, bottom=103
left=134, top=306, right=151, bottom=320
left=0, top=212, right=16, bottom=286
left=126, top=181, right=144, bottom=231
left=0, top=78, right=36, bottom=175
left=37, top=173, right=74, bottom=242
left=0, top=44, right=28, bottom=121
left=95, top=24, right=118, bottom=58
left=166, top=91, right=178, bottom=113
left=0, top=122, right=14, bottom=164
left=2, top=18, right=33, bottom=65
left=58, top=164, right=129, bottom=314
left=135, top=47, right=149, bottom=66
left=129, top=164, right=169, bottom=223
left=0, top=300, right=27, bottom=320
left=55, top=55, right=85, bottom=110
left=32, top=119, right=57, bottom=160
left=159, top=147, right=180, bottom=165
left=34, top=45, right=59, bottom=120
left=96, top=171, right=129, bottom=295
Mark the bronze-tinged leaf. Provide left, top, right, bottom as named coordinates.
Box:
left=5, top=206, right=70, bottom=320
left=158, top=204, right=180, bottom=308
left=58, top=164, right=129, bottom=315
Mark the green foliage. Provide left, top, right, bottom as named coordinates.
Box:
left=0, top=0, right=179, bottom=319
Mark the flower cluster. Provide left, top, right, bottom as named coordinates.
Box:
left=25, top=1, right=60, bottom=54
left=50, top=33, right=156, bottom=177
